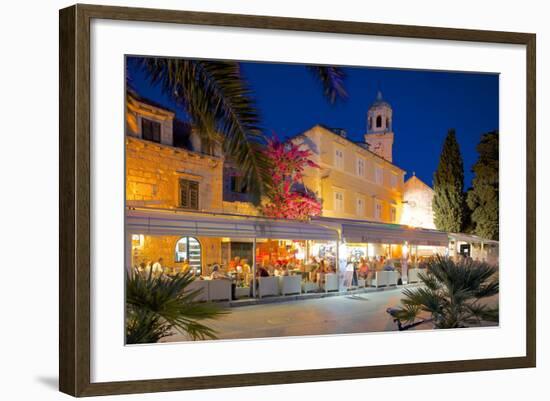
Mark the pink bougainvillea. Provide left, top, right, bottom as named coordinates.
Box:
left=261, top=135, right=322, bottom=221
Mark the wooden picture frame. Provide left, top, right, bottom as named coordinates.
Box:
left=59, top=3, right=536, bottom=397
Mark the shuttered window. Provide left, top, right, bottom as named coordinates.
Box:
left=142, top=118, right=161, bottom=143
left=179, top=179, right=199, bottom=209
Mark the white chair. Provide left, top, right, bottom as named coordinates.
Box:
left=258, top=276, right=279, bottom=298
left=322, top=273, right=339, bottom=292
left=357, top=278, right=366, bottom=288
left=186, top=280, right=209, bottom=301
left=279, top=275, right=302, bottom=296
left=208, top=279, right=232, bottom=301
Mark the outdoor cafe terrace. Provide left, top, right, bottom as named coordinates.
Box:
left=127, top=207, right=499, bottom=305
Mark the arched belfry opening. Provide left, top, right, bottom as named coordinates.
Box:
left=365, top=89, right=394, bottom=162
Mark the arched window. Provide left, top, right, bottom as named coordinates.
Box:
left=386, top=118, right=390, bottom=130
left=175, top=236, right=202, bottom=275
left=368, top=117, right=372, bottom=130
left=376, top=115, right=382, bottom=128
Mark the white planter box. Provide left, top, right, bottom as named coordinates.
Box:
left=278, top=275, right=302, bottom=295
left=302, top=282, right=319, bottom=293
left=235, top=286, right=250, bottom=299
left=258, top=276, right=279, bottom=298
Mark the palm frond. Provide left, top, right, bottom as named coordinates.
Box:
left=396, top=255, right=499, bottom=329
left=140, top=58, right=271, bottom=202
left=393, top=304, right=421, bottom=324
left=307, top=65, right=348, bottom=104
left=126, top=269, right=227, bottom=343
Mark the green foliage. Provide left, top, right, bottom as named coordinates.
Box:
left=433, top=129, right=467, bottom=232
left=467, top=131, right=499, bottom=240
left=126, top=270, right=227, bottom=344
left=393, top=255, right=499, bottom=329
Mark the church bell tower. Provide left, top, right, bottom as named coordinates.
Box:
left=364, top=90, right=394, bottom=162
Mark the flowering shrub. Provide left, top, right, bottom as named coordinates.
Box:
left=261, top=135, right=322, bottom=220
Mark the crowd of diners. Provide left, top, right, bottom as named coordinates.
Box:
left=133, top=252, right=428, bottom=289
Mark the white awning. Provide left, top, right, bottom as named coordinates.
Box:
left=449, top=233, right=499, bottom=245
left=314, top=217, right=449, bottom=246
left=126, top=208, right=339, bottom=241
left=342, top=223, right=448, bottom=246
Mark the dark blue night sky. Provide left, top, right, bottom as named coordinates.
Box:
left=127, top=57, right=499, bottom=188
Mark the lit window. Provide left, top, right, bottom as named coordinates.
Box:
left=179, top=179, right=199, bottom=209
left=391, top=206, right=397, bottom=223
left=175, top=236, right=202, bottom=275
left=334, top=148, right=344, bottom=169
left=375, top=201, right=382, bottom=220
left=141, top=118, right=161, bottom=143
left=375, top=166, right=384, bottom=185
left=334, top=191, right=344, bottom=212
left=356, top=197, right=364, bottom=216
left=356, top=158, right=365, bottom=177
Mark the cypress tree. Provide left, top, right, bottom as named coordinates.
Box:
left=467, top=131, right=499, bottom=240
left=433, top=129, right=467, bottom=232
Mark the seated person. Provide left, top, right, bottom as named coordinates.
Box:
left=180, top=259, right=190, bottom=275
left=210, top=265, right=230, bottom=280
left=358, top=258, right=370, bottom=278
left=228, top=256, right=241, bottom=273
left=383, top=259, right=395, bottom=271
left=279, top=265, right=290, bottom=276
left=241, top=259, right=251, bottom=274
left=257, top=265, right=270, bottom=277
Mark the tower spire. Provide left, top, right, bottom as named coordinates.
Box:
left=376, top=82, right=383, bottom=100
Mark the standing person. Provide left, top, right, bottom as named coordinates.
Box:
left=344, top=258, right=355, bottom=289
left=151, top=257, right=164, bottom=277
left=401, top=256, right=409, bottom=285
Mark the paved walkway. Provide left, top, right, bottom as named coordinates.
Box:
left=165, top=287, right=424, bottom=342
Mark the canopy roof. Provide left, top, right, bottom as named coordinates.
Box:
left=315, top=217, right=449, bottom=246
left=126, top=208, right=339, bottom=241
left=449, top=232, right=499, bottom=245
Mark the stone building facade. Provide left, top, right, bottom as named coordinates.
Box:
left=125, top=95, right=228, bottom=272
left=401, top=174, right=435, bottom=229
left=291, top=124, right=405, bottom=224
left=400, top=174, right=436, bottom=229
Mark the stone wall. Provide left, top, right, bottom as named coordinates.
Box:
left=126, top=136, right=224, bottom=211
left=400, top=176, right=436, bottom=229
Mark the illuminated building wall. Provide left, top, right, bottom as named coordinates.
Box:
left=400, top=175, right=436, bottom=229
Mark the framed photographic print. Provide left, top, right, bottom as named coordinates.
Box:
left=59, top=3, right=536, bottom=397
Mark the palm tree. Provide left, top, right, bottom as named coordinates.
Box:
left=126, top=270, right=227, bottom=344
left=133, top=58, right=347, bottom=202
left=392, top=255, right=499, bottom=329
